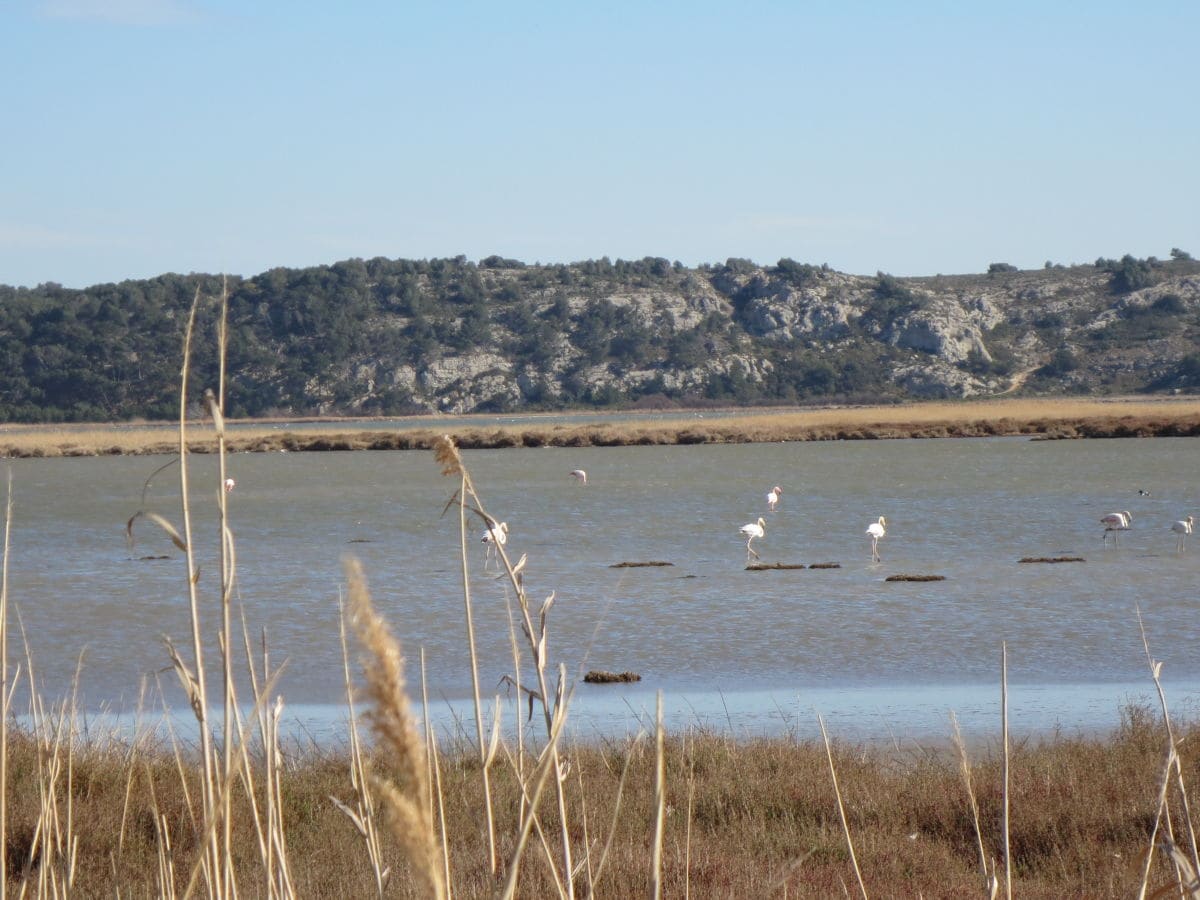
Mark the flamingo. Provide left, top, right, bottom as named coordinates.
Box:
left=1100, top=510, right=1132, bottom=546
left=866, top=516, right=887, bottom=562
left=766, top=485, right=782, bottom=511
left=1172, top=516, right=1195, bottom=552
left=740, top=517, right=766, bottom=561
left=481, top=520, right=509, bottom=569
left=569, top=469, right=588, bottom=485
left=224, top=477, right=236, bottom=494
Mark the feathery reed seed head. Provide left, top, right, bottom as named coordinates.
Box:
left=433, top=434, right=464, bottom=478
left=343, top=555, right=446, bottom=898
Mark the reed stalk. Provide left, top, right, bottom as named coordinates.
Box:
left=452, top=468, right=497, bottom=874
left=0, top=470, right=12, bottom=900
left=176, top=287, right=221, bottom=895
left=500, top=688, right=571, bottom=900
left=818, top=713, right=868, bottom=900
left=212, top=279, right=237, bottom=900
left=651, top=692, right=666, bottom=900
left=333, top=591, right=389, bottom=897
left=1001, top=642, right=1011, bottom=900
left=1139, top=606, right=1200, bottom=870
left=344, top=556, right=446, bottom=899
left=434, top=435, right=576, bottom=896
left=421, top=648, right=454, bottom=899
left=950, top=711, right=997, bottom=898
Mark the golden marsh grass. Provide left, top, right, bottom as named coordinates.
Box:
left=4, top=395, right=1200, bottom=458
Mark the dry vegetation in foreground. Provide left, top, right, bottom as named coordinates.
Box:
left=3, top=396, right=1200, bottom=458
left=6, top=293, right=1200, bottom=898
left=4, top=705, right=1200, bottom=898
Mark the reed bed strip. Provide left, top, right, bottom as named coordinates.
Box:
left=7, top=396, right=1200, bottom=458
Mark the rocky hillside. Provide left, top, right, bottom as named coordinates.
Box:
left=1, top=253, right=1198, bottom=421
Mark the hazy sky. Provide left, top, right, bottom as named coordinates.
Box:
left=3, top=0, right=1197, bottom=288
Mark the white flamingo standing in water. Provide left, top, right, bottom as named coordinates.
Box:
left=1172, top=515, right=1195, bottom=552
left=224, top=477, right=236, bottom=494
left=766, top=485, right=782, bottom=511
left=481, top=520, right=509, bottom=569
left=569, top=469, right=588, bottom=484
left=740, top=517, right=766, bottom=561
left=866, top=516, right=887, bottom=562
left=1100, top=511, right=1132, bottom=546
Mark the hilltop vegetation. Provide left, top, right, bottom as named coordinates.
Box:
left=1, top=251, right=1199, bottom=422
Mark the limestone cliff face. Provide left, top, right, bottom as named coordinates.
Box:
left=319, top=259, right=1200, bottom=415
left=239, top=258, right=1200, bottom=414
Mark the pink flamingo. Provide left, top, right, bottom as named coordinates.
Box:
left=1100, top=511, right=1132, bottom=546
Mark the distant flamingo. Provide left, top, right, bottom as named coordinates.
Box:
left=1172, top=516, right=1195, bottom=552
left=569, top=469, right=588, bottom=484
left=766, top=485, right=782, bottom=511
left=481, top=520, right=509, bottom=569
left=224, top=477, right=236, bottom=494
left=1100, top=511, right=1132, bottom=546
left=866, top=516, right=887, bottom=562
left=740, top=517, right=766, bottom=561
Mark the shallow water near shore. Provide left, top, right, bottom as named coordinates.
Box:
left=7, top=435, right=1200, bottom=744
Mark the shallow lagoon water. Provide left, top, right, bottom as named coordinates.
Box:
left=6, top=436, right=1200, bottom=744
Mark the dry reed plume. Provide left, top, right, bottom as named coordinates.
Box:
left=344, top=557, right=446, bottom=899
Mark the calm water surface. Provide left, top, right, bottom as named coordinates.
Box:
left=7, top=437, right=1200, bottom=744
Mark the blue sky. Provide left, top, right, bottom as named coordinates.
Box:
left=3, top=1, right=1197, bottom=288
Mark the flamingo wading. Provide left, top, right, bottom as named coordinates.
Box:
left=866, top=516, right=887, bottom=562
left=740, top=517, right=766, bottom=561
left=1100, top=511, right=1132, bottom=546
left=766, top=485, right=782, bottom=511
left=1172, top=516, right=1195, bottom=552
left=481, top=520, right=509, bottom=569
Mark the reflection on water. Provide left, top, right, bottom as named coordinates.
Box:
left=6, top=436, right=1200, bottom=742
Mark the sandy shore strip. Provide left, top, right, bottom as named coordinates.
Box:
left=3, top=396, right=1200, bottom=457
